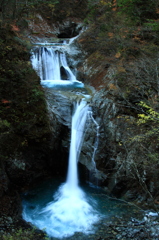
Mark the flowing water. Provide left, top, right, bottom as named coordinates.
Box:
left=22, top=39, right=144, bottom=239
left=23, top=101, right=100, bottom=238
left=22, top=178, right=144, bottom=239
left=31, top=41, right=84, bottom=89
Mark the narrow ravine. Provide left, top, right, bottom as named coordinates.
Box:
left=22, top=37, right=150, bottom=240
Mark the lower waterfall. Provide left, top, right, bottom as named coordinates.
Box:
left=22, top=100, right=99, bottom=238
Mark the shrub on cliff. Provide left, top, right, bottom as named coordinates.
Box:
left=117, top=0, right=159, bottom=24
left=0, top=26, right=51, bottom=162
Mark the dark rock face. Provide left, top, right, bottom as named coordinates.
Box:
left=26, top=14, right=84, bottom=43
left=73, top=31, right=159, bottom=208
left=0, top=89, right=73, bottom=221
left=57, top=22, right=82, bottom=38
left=45, top=89, right=72, bottom=127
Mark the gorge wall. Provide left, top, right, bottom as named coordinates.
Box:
left=75, top=26, right=159, bottom=208
left=1, top=1, right=159, bottom=232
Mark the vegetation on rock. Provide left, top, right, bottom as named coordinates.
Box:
left=0, top=27, right=51, bottom=163
left=2, top=228, right=47, bottom=240
left=77, top=0, right=159, bottom=207
left=0, top=26, right=52, bottom=233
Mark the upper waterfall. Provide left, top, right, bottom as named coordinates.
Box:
left=31, top=40, right=84, bottom=88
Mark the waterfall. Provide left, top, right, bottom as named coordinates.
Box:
left=22, top=37, right=146, bottom=239
left=22, top=40, right=99, bottom=238
left=31, top=47, right=58, bottom=80
left=88, top=110, right=100, bottom=169
left=67, top=100, right=89, bottom=190
left=60, top=52, right=76, bottom=81
left=31, top=43, right=84, bottom=88
left=22, top=99, right=99, bottom=238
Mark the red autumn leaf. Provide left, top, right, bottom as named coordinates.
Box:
left=1, top=99, right=11, bottom=104
left=11, top=24, right=20, bottom=32
left=108, top=32, right=114, bottom=38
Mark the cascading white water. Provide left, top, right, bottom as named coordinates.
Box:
left=22, top=100, right=99, bottom=238
left=22, top=40, right=100, bottom=237
left=60, top=52, right=76, bottom=81
left=88, top=110, right=100, bottom=169
left=31, top=42, right=84, bottom=88
left=31, top=47, right=61, bottom=80
left=67, top=100, right=89, bottom=189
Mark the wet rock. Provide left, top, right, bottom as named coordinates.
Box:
left=57, top=21, right=82, bottom=38
left=26, top=14, right=84, bottom=44
left=45, top=90, right=72, bottom=127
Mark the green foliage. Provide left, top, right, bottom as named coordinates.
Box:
left=0, top=119, right=11, bottom=129
left=31, top=88, right=44, bottom=101
left=144, top=20, right=159, bottom=31
left=84, top=0, right=112, bottom=23
left=147, top=153, right=159, bottom=162
left=117, top=0, right=159, bottom=24
left=0, top=0, right=59, bottom=24
left=127, top=101, right=159, bottom=164
left=26, top=0, right=59, bottom=11
left=2, top=228, right=47, bottom=240
left=137, top=101, right=159, bottom=125
left=0, top=28, right=51, bottom=161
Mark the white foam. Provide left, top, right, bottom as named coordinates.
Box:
left=41, top=79, right=84, bottom=88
